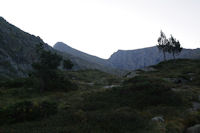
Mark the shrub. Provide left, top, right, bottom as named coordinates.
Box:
left=122, top=76, right=187, bottom=108
left=0, top=100, right=57, bottom=124
left=26, top=72, right=77, bottom=92
left=85, top=109, right=151, bottom=133
left=166, top=120, right=184, bottom=133
left=0, top=78, right=27, bottom=88
left=183, top=111, right=200, bottom=128
left=83, top=76, right=187, bottom=112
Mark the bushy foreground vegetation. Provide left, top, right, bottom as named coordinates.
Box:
left=0, top=100, right=57, bottom=124
left=0, top=59, right=200, bottom=133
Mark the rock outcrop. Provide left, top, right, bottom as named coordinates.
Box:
left=0, top=17, right=50, bottom=77
left=186, top=124, right=200, bottom=133
left=108, top=47, right=200, bottom=70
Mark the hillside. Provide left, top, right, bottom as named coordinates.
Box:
left=54, top=42, right=119, bottom=74
left=0, top=17, right=119, bottom=77
left=0, top=59, right=200, bottom=133
left=54, top=42, right=200, bottom=71
left=0, top=17, right=51, bottom=77
left=54, top=42, right=114, bottom=68
left=108, top=46, right=200, bottom=70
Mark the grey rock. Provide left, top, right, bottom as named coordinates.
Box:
left=171, top=88, right=182, bottom=92
left=87, top=82, right=94, bottom=86
left=186, top=124, right=200, bottom=133
left=152, top=116, right=165, bottom=123
left=103, top=85, right=120, bottom=89
left=192, top=102, right=200, bottom=111
left=125, top=71, right=139, bottom=78
left=140, top=67, right=157, bottom=72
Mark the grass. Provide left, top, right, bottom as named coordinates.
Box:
left=0, top=59, right=200, bottom=133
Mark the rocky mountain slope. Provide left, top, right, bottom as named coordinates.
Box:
left=54, top=42, right=116, bottom=68
left=108, top=46, right=200, bottom=70
left=0, top=17, right=118, bottom=77
left=1, top=16, right=199, bottom=77
left=0, top=17, right=51, bottom=77
left=54, top=42, right=200, bottom=71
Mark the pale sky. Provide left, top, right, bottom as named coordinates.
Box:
left=1, top=0, right=200, bottom=59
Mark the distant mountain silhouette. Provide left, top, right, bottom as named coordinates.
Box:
left=0, top=16, right=199, bottom=78
left=108, top=46, right=200, bottom=70
left=54, top=42, right=200, bottom=71
left=54, top=42, right=120, bottom=74
left=54, top=42, right=115, bottom=68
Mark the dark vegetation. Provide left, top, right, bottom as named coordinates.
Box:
left=2, top=16, right=200, bottom=133
left=0, top=100, right=57, bottom=124
left=157, top=31, right=182, bottom=61
left=30, top=43, right=75, bottom=91
left=0, top=59, right=200, bottom=133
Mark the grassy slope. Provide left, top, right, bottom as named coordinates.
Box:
left=0, top=59, right=200, bottom=133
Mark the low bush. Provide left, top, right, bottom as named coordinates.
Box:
left=123, top=76, right=187, bottom=108
left=0, top=78, right=27, bottom=88
left=0, top=100, right=57, bottom=124
left=83, top=109, right=151, bottom=133
left=183, top=111, right=200, bottom=128
left=83, top=76, right=187, bottom=113
left=166, top=120, right=184, bottom=133
left=0, top=74, right=77, bottom=92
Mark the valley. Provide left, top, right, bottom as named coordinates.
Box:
left=0, top=60, right=200, bottom=133
left=0, top=16, right=200, bottom=133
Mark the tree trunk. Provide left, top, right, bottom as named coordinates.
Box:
left=163, top=51, right=166, bottom=61
left=173, top=52, right=175, bottom=60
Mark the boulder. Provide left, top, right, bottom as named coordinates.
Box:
left=186, top=124, right=200, bottom=133
left=152, top=116, right=165, bottom=123
left=192, top=102, right=200, bottom=111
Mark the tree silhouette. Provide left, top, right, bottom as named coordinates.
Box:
left=168, top=35, right=182, bottom=60
left=63, top=59, right=73, bottom=70
left=32, top=43, right=73, bottom=91
left=157, top=31, right=169, bottom=61
left=157, top=31, right=182, bottom=61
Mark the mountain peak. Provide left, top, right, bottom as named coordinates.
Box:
left=55, top=42, right=69, bottom=46
left=0, top=16, right=5, bottom=21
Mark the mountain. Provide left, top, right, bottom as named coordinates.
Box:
left=1, top=16, right=199, bottom=77
left=54, top=42, right=116, bottom=68
left=0, top=17, right=119, bottom=77
left=54, top=42, right=200, bottom=71
left=108, top=46, right=200, bottom=70
left=54, top=42, right=122, bottom=74
left=0, top=17, right=52, bottom=77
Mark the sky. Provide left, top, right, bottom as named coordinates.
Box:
left=1, top=0, right=200, bottom=59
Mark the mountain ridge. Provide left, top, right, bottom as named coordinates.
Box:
left=0, top=16, right=200, bottom=78
left=0, top=17, right=119, bottom=77
left=54, top=42, right=200, bottom=71
left=54, top=42, right=115, bottom=68
left=108, top=46, right=200, bottom=70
